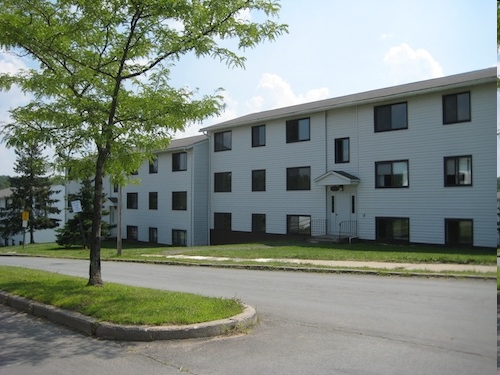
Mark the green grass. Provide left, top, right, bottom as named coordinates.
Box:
left=0, top=240, right=495, bottom=265
left=0, top=266, right=242, bottom=325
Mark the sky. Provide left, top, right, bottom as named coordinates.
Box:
left=0, top=0, right=496, bottom=176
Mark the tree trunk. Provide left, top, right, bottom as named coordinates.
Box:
left=88, top=149, right=107, bottom=286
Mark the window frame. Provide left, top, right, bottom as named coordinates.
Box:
left=149, top=192, right=158, bottom=210
left=442, top=91, right=471, bottom=125
left=444, top=155, right=472, bottom=187
left=172, top=152, right=187, bottom=172
left=444, top=218, right=473, bottom=246
left=172, top=229, right=187, bottom=246
left=126, top=225, right=138, bottom=240
left=214, top=172, right=232, bottom=192
left=287, top=215, right=311, bottom=235
left=374, top=102, right=408, bottom=132
left=214, top=212, right=232, bottom=231
left=126, top=192, right=138, bottom=209
left=375, top=217, right=409, bottom=243
left=286, top=118, right=310, bottom=143
left=252, top=169, right=266, bottom=192
left=149, top=157, right=158, bottom=174
left=252, top=125, right=266, bottom=147
left=214, top=130, right=232, bottom=152
left=375, top=160, right=409, bottom=188
left=334, top=137, right=350, bottom=163
left=172, top=191, right=187, bottom=210
left=286, top=166, right=311, bottom=191
left=148, top=227, right=158, bottom=243
left=252, top=213, right=266, bottom=233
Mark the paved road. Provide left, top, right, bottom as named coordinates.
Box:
left=0, top=257, right=496, bottom=375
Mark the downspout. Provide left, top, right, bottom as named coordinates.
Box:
left=324, top=110, right=329, bottom=235
left=186, top=147, right=193, bottom=247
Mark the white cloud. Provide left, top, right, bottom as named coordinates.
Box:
left=0, top=53, right=28, bottom=75
left=379, top=33, right=394, bottom=41
left=383, top=43, right=443, bottom=84
left=250, top=73, right=330, bottom=110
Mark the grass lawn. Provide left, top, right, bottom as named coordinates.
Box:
left=0, top=266, right=242, bottom=325
left=0, top=240, right=495, bottom=265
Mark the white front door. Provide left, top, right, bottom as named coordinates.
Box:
left=330, top=190, right=355, bottom=235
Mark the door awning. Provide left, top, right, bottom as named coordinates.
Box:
left=314, top=170, right=360, bottom=186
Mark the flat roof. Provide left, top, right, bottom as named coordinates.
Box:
left=200, top=67, right=496, bottom=132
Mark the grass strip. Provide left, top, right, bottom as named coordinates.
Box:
left=0, top=266, right=242, bottom=325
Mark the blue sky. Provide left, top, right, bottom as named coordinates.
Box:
left=0, top=0, right=496, bottom=176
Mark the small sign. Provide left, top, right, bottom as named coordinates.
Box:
left=22, top=220, right=28, bottom=228
left=71, top=200, right=83, bottom=213
left=21, top=211, right=29, bottom=221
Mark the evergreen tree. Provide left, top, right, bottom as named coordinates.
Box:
left=56, top=179, right=110, bottom=249
left=0, top=144, right=60, bottom=243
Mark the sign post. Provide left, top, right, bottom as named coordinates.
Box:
left=21, top=211, right=29, bottom=249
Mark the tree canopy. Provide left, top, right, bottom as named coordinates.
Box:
left=0, top=0, right=287, bottom=285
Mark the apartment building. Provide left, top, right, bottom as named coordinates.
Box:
left=200, top=68, right=496, bottom=248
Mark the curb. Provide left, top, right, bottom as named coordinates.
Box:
left=0, top=291, right=257, bottom=341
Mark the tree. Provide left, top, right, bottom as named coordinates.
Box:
left=0, top=144, right=60, bottom=244
left=56, top=179, right=110, bottom=249
left=0, top=0, right=287, bottom=285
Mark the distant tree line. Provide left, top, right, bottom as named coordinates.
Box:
left=0, top=176, right=9, bottom=190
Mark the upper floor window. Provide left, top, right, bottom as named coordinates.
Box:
left=126, top=192, right=138, bottom=209
left=149, top=157, right=158, bottom=174
left=444, top=156, right=472, bottom=186
left=172, top=152, right=187, bottom=171
left=172, top=191, right=187, bottom=210
left=335, top=137, right=350, bottom=163
left=214, top=131, right=231, bottom=152
left=375, top=160, right=409, bottom=188
left=149, top=192, right=158, bottom=210
left=374, top=102, right=407, bottom=132
left=214, top=172, right=232, bottom=192
left=443, top=92, right=470, bottom=124
left=252, top=169, right=266, bottom=191
left=287, top=166, right=311, bottom=190
left=286, top=118, right=310, bottom=143
left=252, top=125, right=266, bottom=147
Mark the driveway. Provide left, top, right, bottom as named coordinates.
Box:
left=0, top=257, right=496, bottom=375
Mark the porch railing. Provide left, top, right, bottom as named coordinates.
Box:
left=338, top=220, right=358, bottom=241
left=311, top=219, right=327, bottom=236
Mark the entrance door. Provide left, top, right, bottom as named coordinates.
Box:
left=330, top=190, right=355, bottom=235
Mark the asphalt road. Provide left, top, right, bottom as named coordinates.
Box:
left=0, top=257, right=496, bottom=375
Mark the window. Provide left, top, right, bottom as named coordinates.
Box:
left=214, top=131, right=231, bottom=152
left=331, top=195, right=335, bottom=213
left=172, top=152, right=187, bottom=171
left=444, top=156, right=472, bottom=186
left=149, top=227, right=158, bottom=243
left=149, top=192, right=158, bottom=210
left=286, top=118, right=310, bottom=143
left=335, top=137, right=350, bottom=163
left=375, top=160, right=409, bottom=188
left=445, top=219, right=473, bottom=246
left=252, top=214, right=266, bottom=233
left=172, top=191, right=187, bottom=210
left=172, top=229, right=187, bottom=246
left=214, top=212, right=231, bottom=230
left=126, top=192, right=138, bottom=209
left=351, top=195, right=356, bottom=214
left=375, top=217, right=409, bottom=242
left=374, top=102, right=407, bottom=132
left=252, top=125, right=266, bottom=147
left=127, top=225, right=138, bottom=240
left=286, top=167, right=311, bottom=190
left=214, top=172, right=231, bottom=192
left=149, top=157, right=158, bottom=174
left=252, top=169, right=266, bottom=191
left=287, top=215, right=311, bottom=235
left=113, top=184, right=119, bottom=193
left=443, top=92, right=470, bottom=124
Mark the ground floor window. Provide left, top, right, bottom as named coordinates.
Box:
left=252, top=213, right=266, bottom=233
left=149, top=227, right=158, bottom=243
left=172, top=229, right=187, bottom=246
left=375, top=217, right=409, bottom=242
left=445, top=219, right=472, bottom=246
left=127, top=225, right=138, bottom=240
left=287, top=215, right=311, bottom=235
left=214, top=212, right=232, bottom=230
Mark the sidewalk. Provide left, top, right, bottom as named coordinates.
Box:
left=151, top=255, right=496, bottom=274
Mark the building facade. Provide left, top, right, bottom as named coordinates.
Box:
left=200, top=68, right=496, bottom=248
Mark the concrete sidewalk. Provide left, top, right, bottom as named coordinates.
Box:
left=154, top=255, right=496, bottom=274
